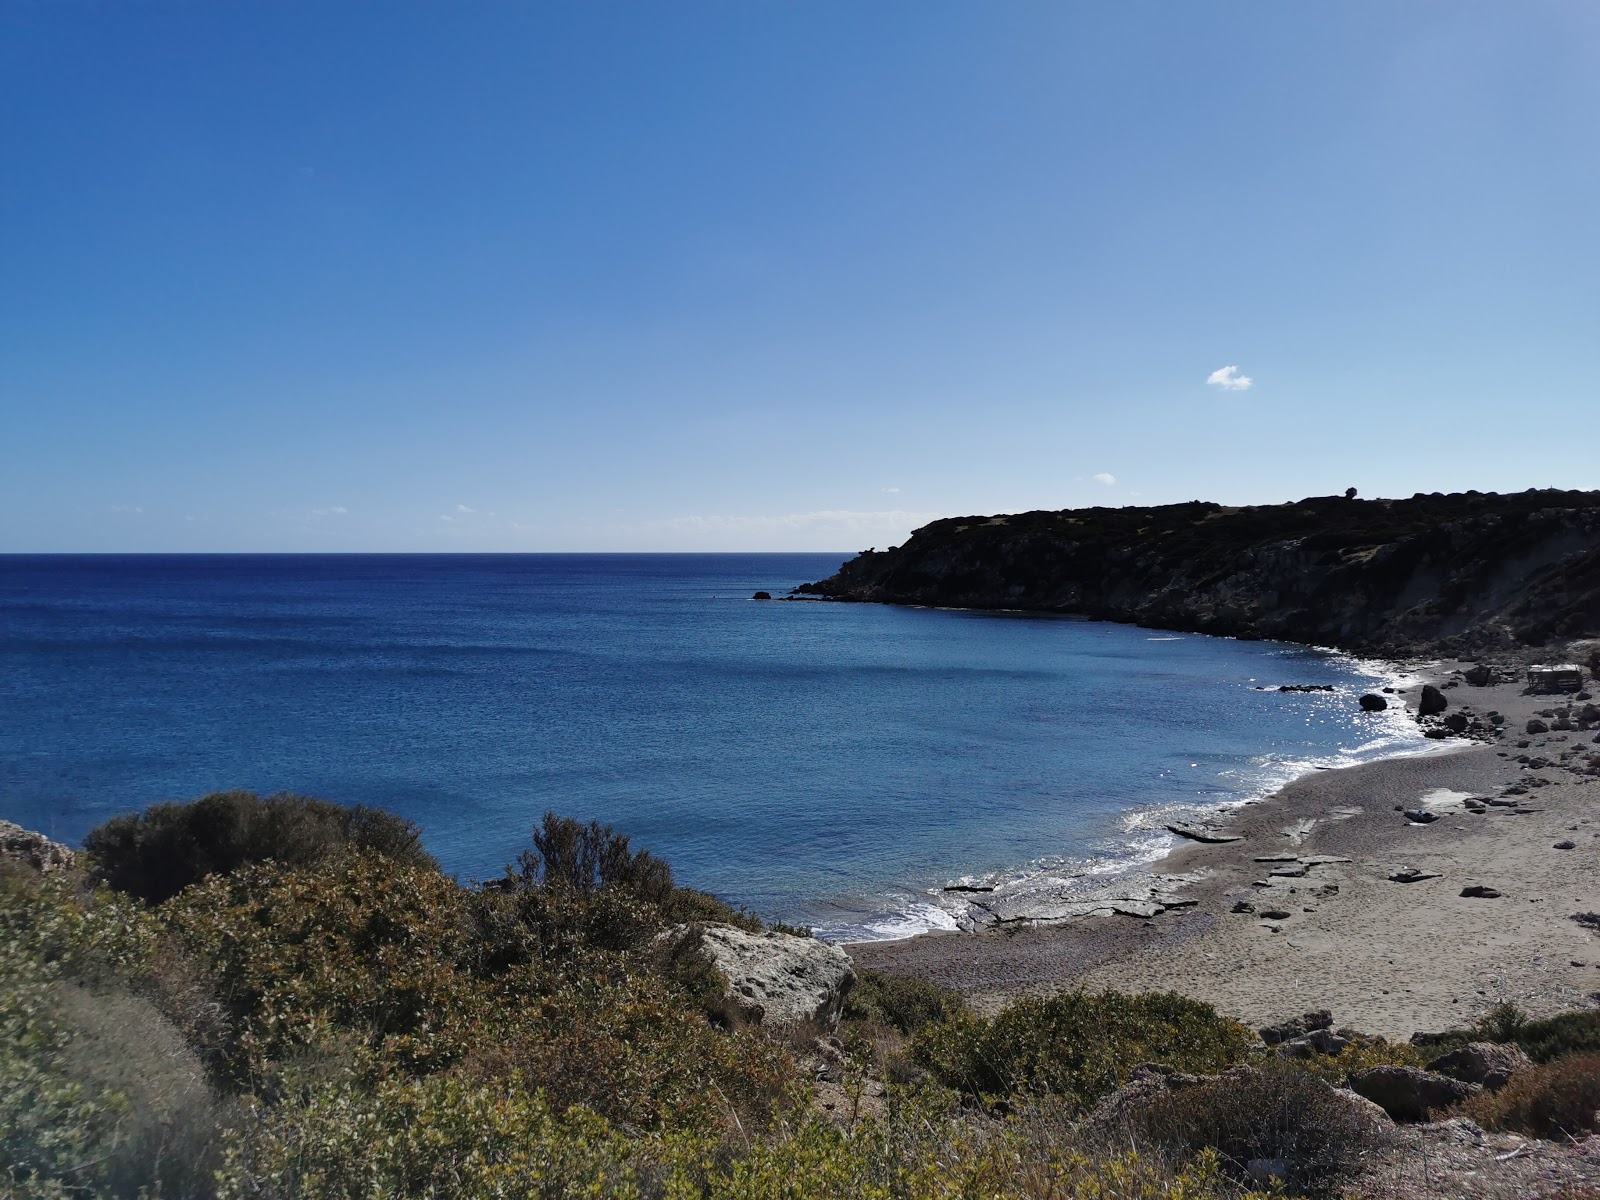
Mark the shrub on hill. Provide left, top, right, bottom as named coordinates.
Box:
left=1458, top=1051, right=1600, bottom=1140
left=1417, top=1001, right=1600, bottom=1065
left=83, top=790, right=435, bottom=904
left=843, top=969, right=964, bottom=1035
left=911, top=990, right=1252, bottom=1108
left=1115, top=1061, right=1393, bottom=1197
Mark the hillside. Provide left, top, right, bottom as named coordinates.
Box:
left=797, top=490, right=1600, bottom=655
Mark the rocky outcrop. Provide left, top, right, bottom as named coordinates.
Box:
left=0, top=821, right=75, bottom=873
left=659, top=923, right=855, bottom=1031
left=1260, top=1009, right=1335, bottom=1045
left=797, top=490, right=1600, bottom=656
left=1425, top=1042, right=1531, bottom=1091
left=1348, top=1065, right=1483, bottom=1122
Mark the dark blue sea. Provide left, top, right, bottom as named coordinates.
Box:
left=0, top=554, right=1426, bottom=938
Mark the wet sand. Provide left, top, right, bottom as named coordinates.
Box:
left=851, top=662, right=1600, bottom=1038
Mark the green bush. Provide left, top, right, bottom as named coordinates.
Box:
left=1457, top=1051, right=1600, bottom=1140
left=162, top=853, right=490, bottom=1087
left=1417, top=1002, right=1600, bottom=1065
left=1513, top=1009, right=1600, bottom=1064
left=215, top=1071, right=644, bottom=1200
left=912, top=991, right=1252, bottom=1107
left=843, top=969, right=964, bottom=1035
left=84, top=790, right=436, bottom=904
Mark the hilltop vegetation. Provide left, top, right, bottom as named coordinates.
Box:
left=799, top=489, right=1600, bottom=654
left=6, top=791, right=1600, bottom=1198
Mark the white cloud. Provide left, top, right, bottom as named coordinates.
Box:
left=1091, top=472, right=1116, bottom=486
left=455, top=504, right=475, bottom=513
left=110, top=504, right=143, bottom=513
left=438, top=514, right=454, bottom=522
left=1206, top=365, right=1253, bottom=391
left=309, top=505, right=348, bottom=519
left=881, top=486, right=901, bottom=494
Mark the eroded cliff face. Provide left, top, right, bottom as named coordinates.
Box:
left=797, top=491, right=1600, bottom=655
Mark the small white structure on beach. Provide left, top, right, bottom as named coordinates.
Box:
left=1527, top=663, right=1584, bottom=691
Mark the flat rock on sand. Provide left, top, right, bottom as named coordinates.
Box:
left=853, top=664, right=1600, bottom=1037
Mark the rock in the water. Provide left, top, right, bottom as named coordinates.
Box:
left=751, top=591, right=772, bottom=600
left=1259, top=1009, right=1334, bottom=1045
left=1425, top=1042, right=1531, bottom=1091
left=1419, top=684, right=1448, bottom=716
left=1348, top=1065, right=1482, bottom=1122
left=657, top=923, right=855, bottom=1031
left=1359, top=693, right=1389, bottom=712
left=0, top=821, right=75, bottom=873
left=1463, top=664, right=1494, bottom=687
left=1460, top=885, right=1502, bottom=899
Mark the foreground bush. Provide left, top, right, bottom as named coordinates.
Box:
left=83, top=790, right=436, bottom=904
left=1112, top=1062, right=1393, bottom=1197
left=1457, top=1051, right=1600, bottom=1140
left=912, top=990, right=1252, bottom=1107
left=0, top=868, right=228, bottom=1199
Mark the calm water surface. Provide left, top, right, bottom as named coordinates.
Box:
left=0, top=554, right=1423, bottom=937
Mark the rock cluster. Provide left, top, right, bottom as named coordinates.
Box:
left=0, top=820, right=75, bottom=873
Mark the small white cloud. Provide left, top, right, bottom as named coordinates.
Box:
left=455, top=504, right=475, bottom=514
left=438, top=514, right=454, bottom=522
left=309, top=505, right=348, bottom=519
left=110, top=504, right=143, bottom=514
left=1207, top=365, right=1253, bottom=391
left=1091, top=472, right=1116, bottom=486
left=881, top=486, right=901, bottom=494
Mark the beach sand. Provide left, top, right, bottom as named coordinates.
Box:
left=851, top=662, right=1600, bottom=1039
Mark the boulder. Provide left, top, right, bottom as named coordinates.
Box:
left=751, top=591, right=772, bottom=600
left=1260, top=1009, right=1334, bottom=1045
left=1389, top=868, right=1443, bottom=883
left=657, top=923, right=855, bottom=1031
left=1359, top=693, right=1389, bottom=712
left=1419, top=684, right=1449, bottom=716
left=1279, top=1028, right=1353, bottom=1058
left=1527, top=719, right=1550, bottom=734
left=1460, top=885, right=1502, bottom=899
left=1347, top=1065, right=1482, bottom=1122
left=0, top=821, right=75, bottom=873
left=1463, top=664, right=1494, bottom=687
left=1443, top=713, right=1469, bottom=733
left=1425, top=1042, right=1531, bottom=1091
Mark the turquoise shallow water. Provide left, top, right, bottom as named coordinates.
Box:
left=0, top=553, right=1424, bottom=938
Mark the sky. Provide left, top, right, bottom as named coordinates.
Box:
left=2, top=1, right=1597, bottom=552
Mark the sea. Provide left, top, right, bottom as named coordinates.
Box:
left=0, top=553, right=1428, bottom=940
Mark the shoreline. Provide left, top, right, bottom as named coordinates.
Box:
left=829, top=647, right=1434, bottom=943
left=849, top=654, right=1600, bottom=1039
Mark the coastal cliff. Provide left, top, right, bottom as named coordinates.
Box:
left=798, top=490, right=1600, bottom=655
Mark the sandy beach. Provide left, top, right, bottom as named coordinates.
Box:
left=852, top=658, right=1600, bottom=1039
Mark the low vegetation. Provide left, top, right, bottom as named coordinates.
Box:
left=6, top=792, right=1600, bottom=1199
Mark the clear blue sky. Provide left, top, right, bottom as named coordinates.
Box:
left=3, top=2, right=1596, bottom=551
